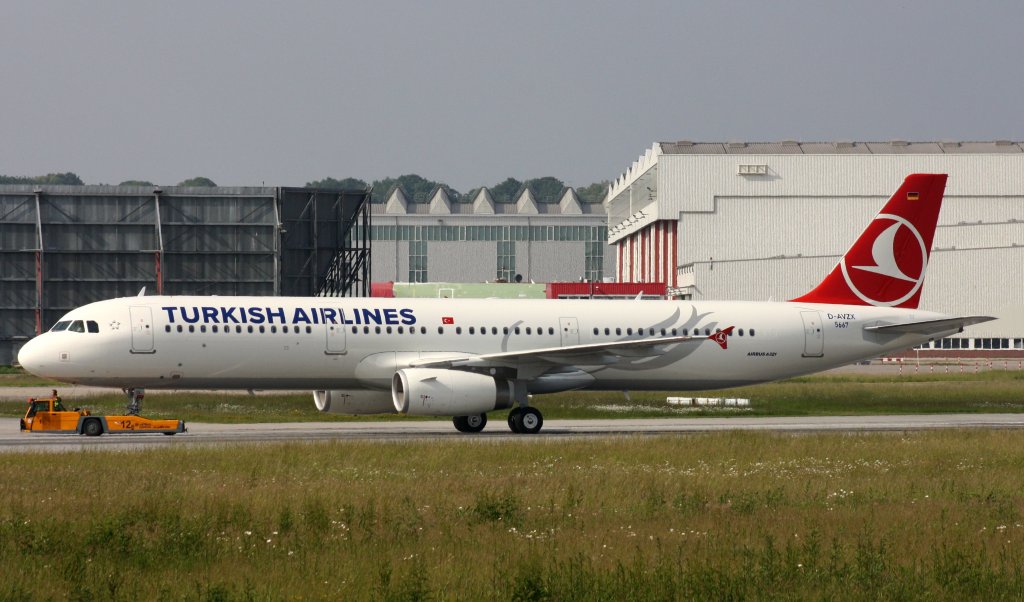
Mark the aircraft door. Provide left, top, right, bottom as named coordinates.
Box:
left=800, top=311, right=824, bottom=357
left=326, top=323, right=347, bottom=355
left=129, top=306, right=155, bottom=353
left=559, top=317, right=580, bottom=347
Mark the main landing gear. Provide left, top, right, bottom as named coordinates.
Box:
left=507, top=406, right=543, bottom=435
left=451, top=406, right=545, bottom=434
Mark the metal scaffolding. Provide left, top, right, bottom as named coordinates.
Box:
left=0, top=185, right=371, bottom=364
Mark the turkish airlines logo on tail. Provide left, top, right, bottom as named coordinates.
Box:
left=840, top=213, right=928, bottom=307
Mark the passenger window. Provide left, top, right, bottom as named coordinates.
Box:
left=270, top=326, right=277, bottom=334
left=660, top=328, right=666, bottom=336
left=351, top=326, right=358, bottom=334
left=177, top=325, right=184, bottom=333
left=386, top=326, right=393, bottom=334
left=200, top=325, right=207, bottom=333
left=456, top=327, right=462, bottom=334
left=420, top=327, right=426, bottom=334
left=671, top=328, right=678, bottom=336
left=503, top=327, right=509, bottom=335
left=282, top=325, right=289, bottom=334
left=51, top=321, right=71, bottom=332
left=375, top=326, right=381, bottom=334
left=514, top=327, right=520, bottom=335
left=626, top=328, right=633, bottom=335
left=491, top=327, right=497, bottom=335
left=397, top=326, right=404, bottom=334
left=306, top=326, right=312, bottom=334
left=526, top=327, right=532, bottom=335
left=615, top=328, right=621, bottom=335
left=237, top=326, right=243, bottom=333
left=188, top=325, right=195, bottom=333
left=682, top=329, right=688, bottom=336
left=469, top=327, right=475, bottom=334
left=750, top=329, right=756, bottom=337
left=87, top=321, right=99, bottom=333
left=212, top=325, right=219, bottom=333
left=364, top=326, right=370, bottom=334
left=548, top=327, right=554, bottom=335
left=247, top=326, right=254, bottom=333
left=165, top=325, right=171, bottom=333
left=593, top=328, right=599, bottom=335
left=604, top=328, right=610, bottom=335
left=259, top=326, right=266, bottom=333
left=704, top=328, right=710, bottom=336
left=69, top=321, right=85, bottom=333
left=738, top=328, right=744, bottom=336
left=438, top=327, right=444, bottom=334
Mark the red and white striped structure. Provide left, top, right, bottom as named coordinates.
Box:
left=615, top=220, right=677, bottom=287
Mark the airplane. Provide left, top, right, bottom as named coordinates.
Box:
left=17, top=174, right=993, bottom=434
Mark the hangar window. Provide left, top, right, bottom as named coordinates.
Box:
left=51, top=321, right=71, bottom=332
left=87, top=321, right=99, bottom=333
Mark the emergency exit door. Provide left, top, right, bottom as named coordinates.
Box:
left=800, top=311, right=824, bottom=357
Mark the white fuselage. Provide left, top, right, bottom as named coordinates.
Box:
left=18, top=295, right=952, bottom=392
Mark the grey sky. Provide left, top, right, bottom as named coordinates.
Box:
left=2, top=1, right=1022, bottom=192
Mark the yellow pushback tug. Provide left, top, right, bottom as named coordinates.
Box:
left=20, top=390, right=185, bottom=436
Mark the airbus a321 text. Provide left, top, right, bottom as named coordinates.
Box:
left=18, top=174, right=993, bottom=434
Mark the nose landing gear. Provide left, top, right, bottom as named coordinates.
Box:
left=123, top=387, right=145, bottom=415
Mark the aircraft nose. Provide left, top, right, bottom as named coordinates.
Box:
left=17, top=336, right=50, bottom=377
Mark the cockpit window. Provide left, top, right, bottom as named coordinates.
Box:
left=51, top=321, right=71, bottom=332
left=68, top=321, right=85, bottom=333
left=87, top=320, right=99, bottom=333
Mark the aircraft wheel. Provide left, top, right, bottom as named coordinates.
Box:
left=82, top=419, right=103, bottom=437
left=454, top=414, right=487, bottom=433
left=507, top=408, right=523, bottom=433
left=518, top=407, right=543, bottom=435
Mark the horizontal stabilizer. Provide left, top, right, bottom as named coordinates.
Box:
left=863, top=316, right=995, bottom=336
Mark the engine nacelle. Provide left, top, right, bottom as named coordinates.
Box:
left=392, top=368, right=515, bottom=416
left=313, top=389, right=396, bottom=415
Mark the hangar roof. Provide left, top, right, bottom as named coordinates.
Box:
left=659, top=140, right=1023, bottom=154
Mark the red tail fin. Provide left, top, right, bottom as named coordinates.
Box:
left=791, top=174, right=947, bottom=309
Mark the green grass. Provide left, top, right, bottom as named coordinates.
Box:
left=3, top=370, right=1021, bottom=423
left=3, top=431, right=1024, bottom=599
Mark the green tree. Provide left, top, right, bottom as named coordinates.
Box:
left=370, top=174, right=460, bottom=204
left=177, top=177, right=217, bottom=187
left=0, top=172, right=85, bottom=185
left=577, top=180, right=610, bottom=204
left=305, top=177, right=368, bottom=190
left=118, top=180, right=155, bottom=186
left=489, top=178, right=523, bottom=204
left=525, top=176, right=565, bottom=203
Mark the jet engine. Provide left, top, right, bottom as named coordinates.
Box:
left=392, top=368, right=514, bottom=416
left=313, top=389, right=396, bottom=415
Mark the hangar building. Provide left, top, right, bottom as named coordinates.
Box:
left=368, top=186, right=612, bottom=284
left=606, top=141, right=1024, bottom=345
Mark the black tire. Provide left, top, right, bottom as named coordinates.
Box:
left=82, top=419, right=103, bottom=437
left=519, top=407, right=543, bottom=435
left=507, top=408, right=523, bottom=433
left=463, top=413, right=487, bottom=433
left=453, top=416, right=469, bottom=432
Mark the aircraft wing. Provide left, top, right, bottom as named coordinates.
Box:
left=863, top=316, right=995, bottom=336
left=409, top=331, right=728, bottom=370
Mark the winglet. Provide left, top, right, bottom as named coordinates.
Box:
left=709, top=326, right=734, bottom=350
